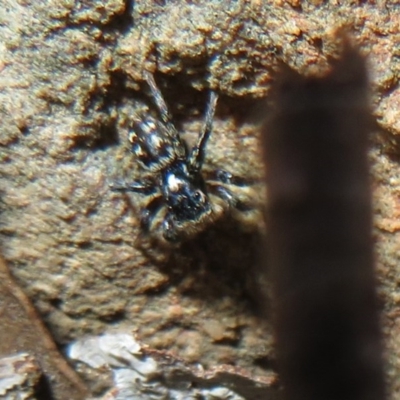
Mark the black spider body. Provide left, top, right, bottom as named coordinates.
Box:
left=160, top=163, right=212, bottom=241
left=112, top=72, right=254, bottom=243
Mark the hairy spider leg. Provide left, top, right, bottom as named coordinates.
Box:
left=208, top=184, right=252, bottom=212
left=205, top=169, right=258, bottom=212
left=188, top=90, right=219, bottom=174
left=139, top=195, right=165, bottom=232
left=110, top=178, right=164, bottom=232
left=110, top=178, right=158, bottom=195
left=143, top=71, right=186, bottom=158
left=207, top=169, right=255, bottom=186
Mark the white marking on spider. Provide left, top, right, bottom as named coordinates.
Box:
left=149, top=134, right=163, bottom=149
left=167, top=174, right=184, bottom=192
left=143, top=120, right=157, bottom=133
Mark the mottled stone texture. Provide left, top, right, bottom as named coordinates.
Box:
left=1, top=1, right=400, bottom=399
left=0, top=353, right=42, bottom=400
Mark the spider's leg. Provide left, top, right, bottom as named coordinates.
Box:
left=206, top=168, right=261, bottom=212
left=139, top=195, right=164, bottom=232
left=162, top=213, right=179, bottom=243
left=208, top=183, right=252, bottom=212
left=206, top=169, right=257, bottom=186
left=143, top=71, right=173, bottom=126
left=110, top=178, right=157, bottom=195
left=188, top=90, right=218, bottom=174
left=143, top=71, right=184, bottom=154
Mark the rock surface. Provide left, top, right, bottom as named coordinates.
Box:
left=1, top=1, right=400, bottom=399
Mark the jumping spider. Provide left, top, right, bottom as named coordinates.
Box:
left=111, top=72, right=255, bottom=243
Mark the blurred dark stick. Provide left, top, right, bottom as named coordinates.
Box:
left=263, top=39, right=386, bottom=400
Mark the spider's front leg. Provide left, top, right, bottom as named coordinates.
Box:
left=110, top=177, right=157, bottom=195
left=111, top=178, right=165, bottom=234
left=206, top=169, right=257, bottom=212
left=210, top=169, right=257, bottom=187
left=139, top=195, right=165, bottom=233
left=161, top=213, right=180, bottom=243
left=188, top=90, right=218, bottom=174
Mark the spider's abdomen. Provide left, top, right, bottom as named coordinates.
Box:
left=129, top=115, right=182, bottom=172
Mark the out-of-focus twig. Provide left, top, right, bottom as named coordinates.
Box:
left=263, top=36, right=386, bottom=400
left=0, top=255, right=89, bottom=400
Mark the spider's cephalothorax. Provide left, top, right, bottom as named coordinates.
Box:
left=112, top=72, right=254, bottom=243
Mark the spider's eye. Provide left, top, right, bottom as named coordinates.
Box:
left=193, top=190, right=206, bottom=203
